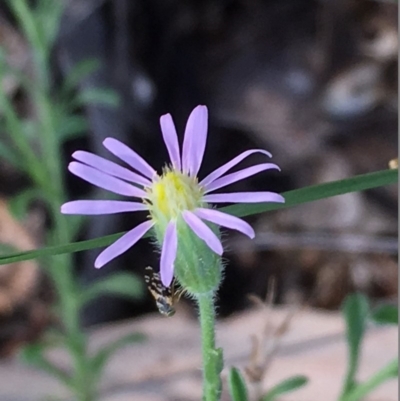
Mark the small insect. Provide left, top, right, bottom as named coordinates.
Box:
left=144, top=266, right=181, bottom=317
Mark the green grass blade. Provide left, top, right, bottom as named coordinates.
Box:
left=0, top=169, right=397, bottom=265
left=223, top=168, right=397, bottom=217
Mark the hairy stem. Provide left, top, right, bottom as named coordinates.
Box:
left=197, top=293, right=223, bottom=401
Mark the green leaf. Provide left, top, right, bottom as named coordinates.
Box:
left=224, top=169, right=398, bottom=218
left=341, top=293, right=370, bottom=395
left=20, top=343, right=72, bottom=387
left=80, top=272, right=144, bottom=306
left=0, top=140, right=19, bottom=167
left=262, top=375, right=308, bottom=401
left=0, top=231, right=122, bottom=265
left=57, top=115, right=88, bottom=141
left=61, top=59, right=101, bottom=94
left=8, top=188, right=42, bottom=220
left=341, top=359, right=398, bottom=401
left=215, top=347, right=224, bottom=374
left=228, top=367, right=248, bottom=401
left=34, top=0, right=64, bottom=48
left=76, top=88, right=120, bottom=108
left=90, top=332, right=145, bottom=379
left=0, top=169, right=397, bottom=265
left=20, top=119, right=38, bottom=140
left=371, top=304, right=398, bottom=326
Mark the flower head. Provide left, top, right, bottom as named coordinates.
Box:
left=61, top=105, right=284, bottom=288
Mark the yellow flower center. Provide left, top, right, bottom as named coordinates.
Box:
left=146, top=168, right=204, bottom=221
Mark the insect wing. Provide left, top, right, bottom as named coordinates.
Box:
left=144, top=266, right=176, bottom=317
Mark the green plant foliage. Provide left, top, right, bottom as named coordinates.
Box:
left=79, top=272, right=145, bottom=306
left=0, top=169, right=396, bottom=265
left=0, top=141, right=18, bottom=167
left=76, top=87, right=120, bottom=108
left=228, top=367, right=248, bottom=401
left=0, top=2, right=144, bottom=400
left=341, top=293, right=370, bottom=394
left=225, top=169, right=398, bottom=218
left=371, top=304, right=398, bottom=326
left=8, top=188, right=43, bottom=220
left=20, top=343, right=72, bottom=387
left=340, top=359, right=398, bottom=401
left=56, top=115, right=88, bottom=141
left=31, top=0, right=64, bottom=49
left=338, top=293, right=398, bottom=401
left=0, top=243, right=18, bottom=255
left=261, top=375, right=308, bottom=401
left=61, top=58, right=101, bottom=94
left=90, top=333, right=145, bottom=381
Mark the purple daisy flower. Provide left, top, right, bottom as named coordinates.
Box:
left=61, top=105, right=284, bottom=286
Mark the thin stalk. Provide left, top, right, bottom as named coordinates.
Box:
left=197, top=293, right=222, bottom=401
left=9, top=0, right=49, bottom=89
left=9, top=2, right=93, bottom=399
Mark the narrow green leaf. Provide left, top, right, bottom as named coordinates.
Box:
left=0, top=169, right=397, bottom=265
left=76, top=88, right=120, bottom=108
left=0, top=141, right=19, bottom=167
left=61, top=59, right=101, bottom=94
left=80, top=272, right=144, bottom=306
left=34, top=0, right=64, bottom=49
left=341, top=359, right=398, bottom=401
left=215, top=347, right=224, bottom=374
left=341, top=293, right=370, bottom=395
left=0, top=231, right=122, bottom=265
left=90, top=332, right=145, bottom=379
left=371, top=304, right=398, bottom=326
left=262, top=375, right=308, bottom=401
left=20, top=343, right=72, bottom=387
left=228, top=367, right=249, bottom=401
left=57, top=115, right=88, bottom=141
left=8, top=188, right=42, bottom=220
left=224, top=169, right=398, bottom=218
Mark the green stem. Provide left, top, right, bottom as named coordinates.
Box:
left=197, top=293, right=223, bottom=401
left=8, top=2, right=92, bottom=399
left=9, top=0, right=49, bottom=89
left=340, top=359, right=398, bottom=401
left=0, top=83, right=47, bottom=188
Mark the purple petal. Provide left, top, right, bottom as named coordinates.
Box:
left=160, top=221, right=178, bottom=287
left=204, top=163, right=280, bottom=193
left=160, top=114, right=181, bottom=171
left=182, top=210, right=223, bottom=255
left=200, top=149, right=272, bottom=187
left=203, top=192, right=285, bottom=204
left=94, top=220, right=154, bottom=268
left=61, top=200, right=147, bottom=215
left=194, top=208, right=255, bottom=238
left=103, top=137, right=156, bottom=179
left=69, top=162, right=148, bottom=198
left=182, top=105, right=208, bottom=176
left=72, top=151, right=151, bottom=186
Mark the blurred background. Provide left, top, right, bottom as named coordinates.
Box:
left=0, top=0, right=397, bottom=356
